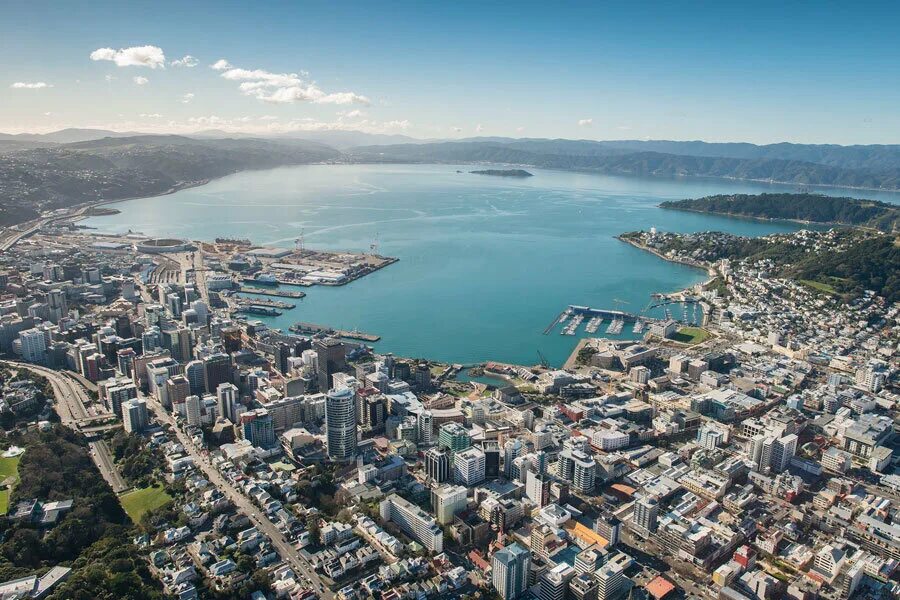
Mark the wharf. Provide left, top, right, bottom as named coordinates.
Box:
left=238, top=285, right=306, bottom=298
left=290, top=322, right=381, bottom=342
left=235, top=297, right=295, bottom=310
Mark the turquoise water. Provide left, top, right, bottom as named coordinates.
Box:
left=82, top=164, right=900, bottom=367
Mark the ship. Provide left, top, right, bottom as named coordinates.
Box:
left=241, top=272, right=279, bottom=286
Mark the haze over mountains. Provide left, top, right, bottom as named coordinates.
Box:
left=1, top=128, right=900, bottom=227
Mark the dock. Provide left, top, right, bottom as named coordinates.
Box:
left=543, top=304, right=665, bottom=336
left=235, top=297, right=295, bottom=310
left=238, top=286, right=306, bottom=299
left=290, top=322, right=381, bottom=342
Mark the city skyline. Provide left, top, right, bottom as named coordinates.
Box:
left=3, top=1, right=900, bottom=144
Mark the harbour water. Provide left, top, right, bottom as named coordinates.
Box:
left=82, top=163, right=900, bottom=366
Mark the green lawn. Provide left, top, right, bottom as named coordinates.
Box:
left=673, top=327, right=711, bottom=345
left=119, top=485, right=173, bottom=522
left=0, top=455, right=21, bottom=516
left=799, top=279, right=837, bottom=295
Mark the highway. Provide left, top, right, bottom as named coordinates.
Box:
left=141, top=392, right=334, bottom=598
left=6, top=362, right=130, bottom=494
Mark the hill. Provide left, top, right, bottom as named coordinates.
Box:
left=0, top=136, right=341, bottom=226
left=348, top=141, right=900, bottom=190
left=660, top=193, right=900, bottom=232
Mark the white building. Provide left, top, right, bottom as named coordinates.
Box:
left=122, top=398, right=149, bottom=433
left=379, top=494, right=442, bottom=553
left=454, top=446, right=486, bottom=486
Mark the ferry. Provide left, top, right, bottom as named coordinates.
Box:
left=242, top=273, right=279, bottom=286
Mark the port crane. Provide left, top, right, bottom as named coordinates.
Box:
left=536, top=350, right=550, bottom=368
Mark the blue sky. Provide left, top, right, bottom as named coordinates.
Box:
left=2, top=1, right=899, bottom=143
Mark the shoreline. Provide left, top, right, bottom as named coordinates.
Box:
left=657, top=205, right=882, bottom=231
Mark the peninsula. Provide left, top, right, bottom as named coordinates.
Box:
left=469, top=168, right=533, bottom=177
left=660, top=192, right=900, bottom=232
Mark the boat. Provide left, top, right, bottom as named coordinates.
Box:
left=242, top=273, right=279, bottom=286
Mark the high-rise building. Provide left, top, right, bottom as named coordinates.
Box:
left=216, top=382, right=239, bottom=423
left=438, top=422, right=471, bottom=453
left=492, top=543, right=531, bottom=600
left=425, top=447, right=451, bottom=483
left=18, top=328, right=47, bottom=364
left=315, top=338, right=347, bottom=391
left=107, top=383, right=138, bottom=418
left=575, top=545, right=607, bottom=576
left=771, top=434, right=798, bottom=473
left=595, top=514, right=621, bottom=548
left=363, top=394, right=385, bottom=432
left=454, top=446, right=486, bottom=486
left=569, top=573, right=599, bottom=600
left=204, top=353, right=233, bottom=393
left=165, top=375, right=191, bottom=414
left=325, top=387, right=357, bottom=460
left=526, top=469, right=550, bottom=507
left=633, top=496, right=658, bottom=535
left=380, top=494, right=443, bottom=553
left=431, top=484, right=468, bottom=524
left=185, top=394, right=202, bottom=427
left=595, top=562, right=624, bottom=600
left=504, top=439, right=523, bottom=479
left=241, top=409, right=276, bottom=449
left=185, top=360, right=207, bottom=396
left=122, top=398, right=148, bottom=433
left=417, top=410, right=434, bottom=446
left=540, top=564, right=575, bottom=600
left=483, top=440, right=501, bottom=478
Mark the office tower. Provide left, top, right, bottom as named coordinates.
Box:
left=483, top=440, right=501, bottom=478
left=572, top=452, right=596, bottom=493
left=575, top=545, right=606, bottom=576
left=595, top=514, right=621, bottom=548
left=492, top=543, right=531, bottom=600
left=165, top=375, right=191, bottom=414
left=47, top=289, right=67, bottom=323
left=204, top=352, right=232, bottom=392
left=438, top=422, right=471, bottom=453
left=526, top=470, right=550, bottom=507
left=185, top=360, right=207, bottom=396
left=362, top=394, right=385, bottom=432
left=414, top=363, right=432, bottom=390
left=771, top=434, right=798, bottom=473
left=18, top=328, right=47, bottom=364
left=425, top=447, right=451, bottom=483
left=325, top=387, right=357, bottom=460
left=142, top=326, right=162, bottom=353
left=750, top=434, right=767, bottom=471
left=163, top=327, right=192, bottom=363
left=595, top=563, right=624, bottom=600
left=116, top=348, right=136, bottom=377
left=185, top=394, right=202, bottom=427
left=540, top=564, right=575, bottom=600
left=633, top=496, right=659, bottom=535
left=380, top=494, right=443, bottom=553
left=166, top=292, right=183, bottom=318
left=454, top=446, right=486, bottom=486
left=315, top=337, right=347, bottom=391
left=107, top=382, right=138, bottom=418
left=431, top=484, right=468, bottom=524
left=122, top=399, right=148, bottom=434
left=273, top=342, right=292, bottom=375
left=241, top=409, right=276, bottom=449
left=144, top=304, right=165, bottom=328
left=504, top=439, right=523, bottom=479
left=569, top=573, right=599, bottom=600
left=216, top=382, right=239, bottom=423
left=417, top=410, right=434, bottom=446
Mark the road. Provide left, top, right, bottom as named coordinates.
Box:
left=141, top=392, right=333, bottom=598
left=6, top=362, right=130, bottom=494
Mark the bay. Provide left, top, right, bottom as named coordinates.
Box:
left=81, top=164, right=900, bottom=366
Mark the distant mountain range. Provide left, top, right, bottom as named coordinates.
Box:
left=2, top=129, right=900, bottom=227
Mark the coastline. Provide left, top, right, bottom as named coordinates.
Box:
left=616, top=234, right=715, bottom=277
left=657, top=205, right=865, bottom=231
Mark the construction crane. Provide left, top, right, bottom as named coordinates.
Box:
left=370, top=231, right=380, bottom=254
left=536, top=350, right=550, bottom=368
left=295, top=228, right=305, bottom=253
left=612, top=298, right=629, bottom=312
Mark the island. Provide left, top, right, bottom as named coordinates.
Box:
left=469, top=169, right=533, bottom=177
left=660, top=192, right=900, bottom=232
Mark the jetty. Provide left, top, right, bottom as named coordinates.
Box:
left=238, top=286, right=306, bottom=299
left=290, top=322, right=381, bottom=342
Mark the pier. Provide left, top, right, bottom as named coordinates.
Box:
left=290, top=322, right=381, bottom=342
left=234, top=297, right=295, bottom=310
left=238, top=286, right=306, bottom=299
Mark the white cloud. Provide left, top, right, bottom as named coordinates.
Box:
left=90, top=45, right=166, bottom=69
left=133, top=76, right=149, bottom=85
left=259, top=115, right=278, bottom=121
left=181, top=92, right=195, bottom=103
left=139, top=113, right=163, bottom=118
left=339, top=109, right=366, bottom=119
left=516, top=126, right=525, bottom=133
left=214, top=60, right=369, bottom=105
left=170, top=55, right=198, bottom=68
left=578, top=118, right=593, bottom=127
left=44, top=112, right=54, bottom=116
left=475, top=124, right=484, bottom=133
left=10, top=82, right=52, bottom=89
left=452, top=127, right=462, bottom=133
left=105, top=74, right=115, bottom=82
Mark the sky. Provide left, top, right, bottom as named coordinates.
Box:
left=2, top=0, right=900, bottom=144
